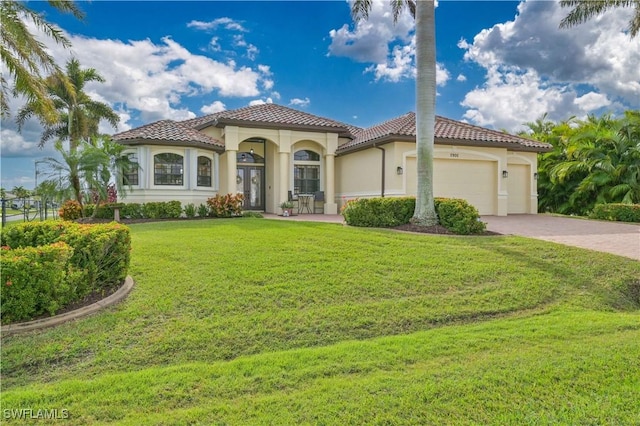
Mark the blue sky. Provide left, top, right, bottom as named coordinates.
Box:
left=2, top=0, right=639, bottom=190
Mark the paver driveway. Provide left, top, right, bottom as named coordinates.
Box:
left=482, top=214, right=640, bottom=261
left=266, top=213, right=639, bottom=261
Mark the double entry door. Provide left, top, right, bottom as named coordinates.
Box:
left=236, top=166, right=264, bottom=211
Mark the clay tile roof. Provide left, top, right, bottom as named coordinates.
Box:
left=113, top=119, right=224, bottom=150
left=338, top=112, right=551, bottom=153
left=183, top=103, right=355, bottom=137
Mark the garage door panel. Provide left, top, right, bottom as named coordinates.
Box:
left=434, top=159, right=497, bottom=215
left=508, top=164, right=529, bottom=214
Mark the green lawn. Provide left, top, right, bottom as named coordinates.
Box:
left=2, top=218, right=639, bottom=425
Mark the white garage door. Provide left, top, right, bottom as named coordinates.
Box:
left=508, top=164, right=530, bottom=214
left=405, top=157, right=497, bottom=215
left=434, top=159, right=497, bottom=215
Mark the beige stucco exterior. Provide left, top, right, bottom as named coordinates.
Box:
left=115, top=105, right=545, bottom=216
left=336, top=141, right=539, bottom=216
left=121, top=145, right=220, bottom=205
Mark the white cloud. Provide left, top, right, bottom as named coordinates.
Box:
left=0, top=129, right=40, bottom=156
left=249, top=97, right=273, bottom=106
left=459, top=1, right=639, bottom=131
left=329, top=1, right=449, bottom=85
left=574, top=92, right=611, bottom=111
left=328, top=0, right=414, bottom=63
left=456, top=74, right=467, bottom=82
left=289, top=97, right=311, bottom=108
left=201, top=101, right=226, bottom=114
left=187, top=18, right=247, bottom=32
left=41, top=33, right=269, bottom=125
left=209, top=37, right=222, bottom=52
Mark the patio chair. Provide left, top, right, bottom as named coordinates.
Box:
left=313, top=191, right=324, bottom=213
left=288, top=191, right=299, bottom=210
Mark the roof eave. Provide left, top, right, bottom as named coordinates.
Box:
left=436, top=137, right=552, bottom=152
left=337, top=134, right=412, bottom=155
left=214, top=118, right=353, bottom=138
left=114, top=138, right=225, bottom=152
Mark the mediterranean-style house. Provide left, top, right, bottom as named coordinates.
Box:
left=112, top=103, right=551, bottom=216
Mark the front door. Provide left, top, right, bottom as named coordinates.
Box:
left=236, top=166, right=264, bottom=210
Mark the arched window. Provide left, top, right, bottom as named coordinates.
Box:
left=293, top=150, right=320, bottom=194
left=197, top=156, right=212, bottom=187
left=154, top=153, right=183, bottom=185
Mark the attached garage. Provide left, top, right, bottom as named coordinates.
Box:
left=507, top=164, right=530, bottom=214
left=404, top=157, right=498, bottom=215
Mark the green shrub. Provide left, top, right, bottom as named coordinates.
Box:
left=435, top=198, right=486, bottom=235
left=83, top=203, right=116, bottom=220
left=197, top=204, right=209, bottom=218
left=184, top=203, right=197, bottom=218
left=58, top=200, right=82, bottom=221
left=207, top=194, right=244, bottom=218
left=142, top=201, right=182, bottom=219
left=1, top=221, right=131, bottom=299
left=119, top=203, right=143, bottom=219
left=242, top=211, right=264, bottom=218
left=341, top=197, right=415, bottom=227
left=590, top=203, right=640, bottom=223
left=0, top=242, right=80, bottom=324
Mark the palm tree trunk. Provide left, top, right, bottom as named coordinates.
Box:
left=411, top=0, right=438, bottom=226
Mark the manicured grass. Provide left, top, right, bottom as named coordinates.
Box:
left=2, top=218, right=639, bottom=424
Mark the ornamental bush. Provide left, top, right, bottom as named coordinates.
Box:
left=590, top=203, right=640, bottom=223
left=435, top=198, right=486, bottom=235
left=142, top=201, right=182, bottom=219
left=341, top=197, right=415, bottom=227
left=207, top=193, right=244, bottom=218
left=1, top=242, right=80, bottom=324
left=1, top=221, right=131, bottom=324
left=183, top=203, right=197, bottom=218
left=59, top=200, right=82, bottom=221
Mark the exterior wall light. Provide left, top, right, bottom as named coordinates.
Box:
left=396, top=166, right=403, bottom=175
left=502, top=170, right=509, bottom=178
left=534, top=172, right=539, bottom=180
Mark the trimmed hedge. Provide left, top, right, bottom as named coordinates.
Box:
left=590, top=203, right=640, bottom=223
left=434, top=198, right=486, bottom=235
left=0, top=242, right=79, bottom=323
left=342, top=197, right=415, bottom=227
left=1, top=221, right=131, bottom=324
left=341, top=196, right=486, bottom=234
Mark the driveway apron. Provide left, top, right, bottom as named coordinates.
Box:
left=482, top=214, right=639, bottom=261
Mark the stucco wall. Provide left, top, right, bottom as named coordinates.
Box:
left=119, top=145, right=219, bottom=206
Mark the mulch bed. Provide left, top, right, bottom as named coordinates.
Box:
left=393, top=223, right=501, bottom=236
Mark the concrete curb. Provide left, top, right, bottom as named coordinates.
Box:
left=1, top=276, right=135, bottom=336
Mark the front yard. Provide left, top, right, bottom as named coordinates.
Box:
left=2, top=219, right=639, bottom=424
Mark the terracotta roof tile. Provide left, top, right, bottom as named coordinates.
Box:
left=339, top=112, right=550, bottom=152
left=113, top=120, right=224, bottom=149
left=183, top=103, right=355, bottom=136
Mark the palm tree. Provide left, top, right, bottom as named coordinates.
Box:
left=17, top=58, right=120, bottom=150
left=560, top=0, right=640, bottom=37
left=38, top=140, right=109, bottom=211
left=17, top=58, right=119, bottom=207
left=0, top=0, right=83, bottom=121
left=85, top=135, right=138, bottom=216
left=352, top=0, right=438, bottom=226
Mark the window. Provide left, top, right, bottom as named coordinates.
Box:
left=122, top=154, right=139, bottom=186
left=294, top=150, right=320, bottom=161
left=294, top=165, right=320, bottom=194
left=197, top=156, right=212, bottom=187
left=293, top=150, right=320, bottom=194
left=154, top=153, right=183, bottom=185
